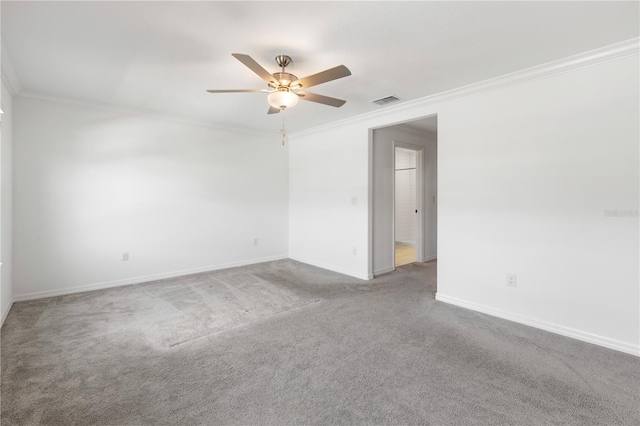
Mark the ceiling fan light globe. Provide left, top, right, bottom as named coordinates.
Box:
left=268, top=91, right=299, bottom=110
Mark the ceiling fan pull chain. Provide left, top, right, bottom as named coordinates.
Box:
left=281, top=111, right=287, bottom=146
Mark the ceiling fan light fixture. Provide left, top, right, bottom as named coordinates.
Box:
left=268, top=90, right=299, bottom=110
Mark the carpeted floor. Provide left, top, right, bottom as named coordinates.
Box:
left=1, top=259, right=638, bottom=425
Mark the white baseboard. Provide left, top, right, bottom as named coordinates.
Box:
left=1, top=300, right=13, bottom=327
left=435, top=293, right=639, bottom=357
left=289, top=256, right=372, bottom=280
left=0, top=261, right=11, bottom=327
left=13, top=255, right=289, bottom=302
left=374, top=267, right=395, bottom=276
left=374, top=257, right=436, bottom=277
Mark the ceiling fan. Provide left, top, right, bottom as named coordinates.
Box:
left=207, top=54, right=351, bottom=114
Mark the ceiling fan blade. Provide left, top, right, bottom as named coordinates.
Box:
left=232, top=53, right=277, bottom=85
left=206, top=89, right=268, bottom=93
left=268, top=106, right=281, bottom=114
left=297, top=91, right=346, bottom=108
left=294, top=65, right=351, bottom=89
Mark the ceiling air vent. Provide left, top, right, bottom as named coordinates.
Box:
left=372, top=95, right=400, bottom=106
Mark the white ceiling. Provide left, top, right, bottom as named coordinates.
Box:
left=2, top=1, right=638, bottom=134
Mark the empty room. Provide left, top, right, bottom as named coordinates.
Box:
left=1, top=1, right=638, bottom=425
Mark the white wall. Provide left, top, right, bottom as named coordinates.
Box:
left=425, top=132, right=438, bottom=259
left=1, top=80, right=14, bottom=324
left=289, top=49, right=639, bottom=355
left=13, top=96, right=289, bottom=300
left=371, top=126, right=438, bottom=275
left=288, top=124, right=370, bottom=279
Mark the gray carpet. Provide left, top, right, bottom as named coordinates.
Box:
left=1, top=259, right=638, bottom=425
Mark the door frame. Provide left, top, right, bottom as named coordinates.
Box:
left=392, top=141, right=424, bottom=269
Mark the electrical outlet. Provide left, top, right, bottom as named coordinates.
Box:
left=253, top=238, right=259, bottom=246
left=122, top=252, right=129, bottom=261
left=352, top=247, right=358, bottom=256
left=506, top=273, right=517, bottom=287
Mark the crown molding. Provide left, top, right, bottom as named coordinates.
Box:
left=292, top=37, right=640, bottom=138
left=17, top=91, right=272, bottom=137
left=1, top=43, right=24, bottom=98
left=8, top=37, right=639, bottom=138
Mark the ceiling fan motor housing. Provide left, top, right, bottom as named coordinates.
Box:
left=271, top=72, right=298, bottom=88
left=272, top=55, right=298, bottom=88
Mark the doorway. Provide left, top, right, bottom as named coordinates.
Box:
left=394, top=144, right=422, bottom=267
left=370, top=115, right=437, bottom=278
